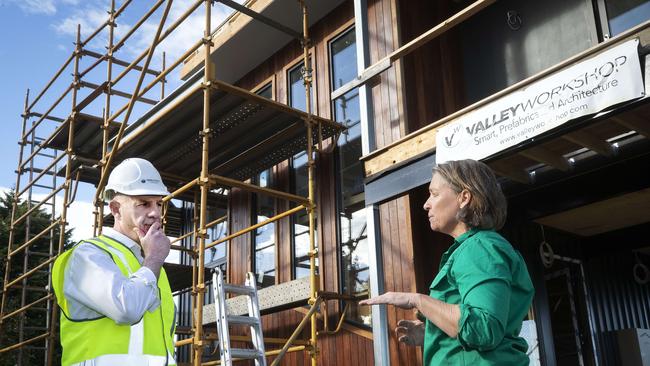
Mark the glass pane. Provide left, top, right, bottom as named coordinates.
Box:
left=256, top=83, right=273, bottom=99
left=333, top=87, right=369, bottom=324
left=254, top=169, right=275, bottom=287
left=288, top=60, right=313, bottom=112
left=291, top=151, right=318, bottom=279
left=340, top=208, right=371, bottom=326
left=335, top=89, right=364, bottom=205
left=205, top=219, right=227, bottom=267
left=331, top=28, right=357, bottom=90
left=606, top=0, right=650, bottom=36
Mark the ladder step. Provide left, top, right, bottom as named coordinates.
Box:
left=28, top=307, right=49, bottom=312
left=30, top=201, right=54, bottom=206
left=21, top=269, right=51, bottom=275
left=229, top=348, right=264, bottom=360
left=18, top=168, right=58, bottom=177
left=25, top=346, right=47, bottom=350
left=223, top=284, right=255, bottom=295
left=213, top=269, right=267, bottom=366
left=27, top=252, right=53, bottom=257
left=227, top=315, right=260, bottom=326
left=33, top=183, right=56, bottom=190
left=12, top=285, right=49, bottom=292
left=23, top=326, right=49, bottom=331
left=35, top=152, right=56, bottom=158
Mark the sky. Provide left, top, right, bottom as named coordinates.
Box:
left=0, top=0, right=238, bottom=241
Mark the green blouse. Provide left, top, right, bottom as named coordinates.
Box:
left=423, top=229, right=534, bottom=365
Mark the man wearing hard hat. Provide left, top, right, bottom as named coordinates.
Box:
left=52, top=158, right=176, bottom=366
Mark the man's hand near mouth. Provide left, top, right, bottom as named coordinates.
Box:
left=134, top=222, right=171, bottom=278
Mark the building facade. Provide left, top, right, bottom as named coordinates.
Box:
left=175, top=1, right=650, bottom=365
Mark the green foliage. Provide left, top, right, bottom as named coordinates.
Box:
left=0, top=191, right=72, bottom=366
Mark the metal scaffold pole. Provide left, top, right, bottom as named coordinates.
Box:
left=299, top=1, right=319, bottom=365
left=193, top=1, right=213, bottom=364
left=95, top=0, right=116, bottom=236
left=93, top=0, right=172, bottom=205
left=190, top=190, right=199, bottom=362
left=0, top=89, right=30, bottom=355
left=46, top=23, right=83, bottom=366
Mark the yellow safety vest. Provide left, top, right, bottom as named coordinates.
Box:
left=52, top=235, right=176, bottom=366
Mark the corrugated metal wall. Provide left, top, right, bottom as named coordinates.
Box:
left=585, top=253, right=650, bottom=365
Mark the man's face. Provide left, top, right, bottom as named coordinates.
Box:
left=110, top=195, right=163, bottom=243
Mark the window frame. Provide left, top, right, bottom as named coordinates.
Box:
left=283, top=49, right=317, bottom=114
left=285, top=49, right=320, bottom=280
left=327, top=22, right=373, bottom=329
left=289, top=150, right=316, bottom=280
left=252, top=75, right=276, bottom=100
left=249, top=79, right=278, bottom=287
left=250, top=168, right=279, bottom=287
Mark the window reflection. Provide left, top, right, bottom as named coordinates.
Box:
left=253, top=169, right=276, bottom=287
left=331, top=27, right=371, bottom=326
left=291, top=151, right=318, bottom=279
left=289, top=60, right=313, bottom=112
left=606, top=0, right=650, bottom=36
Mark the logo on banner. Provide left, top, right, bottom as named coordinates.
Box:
left=441, top=124, right=463, bottom=149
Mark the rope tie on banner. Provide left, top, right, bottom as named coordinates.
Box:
left=538, top=225, right=555, bottom=268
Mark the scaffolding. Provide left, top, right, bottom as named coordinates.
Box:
left=0, top=1, right=348, bottom=365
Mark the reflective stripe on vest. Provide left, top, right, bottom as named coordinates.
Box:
left=52, top=235, right=176, bottom=366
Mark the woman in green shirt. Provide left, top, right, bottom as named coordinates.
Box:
left=361, top=159, right=534, bottom=365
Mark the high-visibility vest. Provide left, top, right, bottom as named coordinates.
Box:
left=52, top=235, right=176, bottom=366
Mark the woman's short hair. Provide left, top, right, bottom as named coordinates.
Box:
left=432, top=159, right=507, bottom=230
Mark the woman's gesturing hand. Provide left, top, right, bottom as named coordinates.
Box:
left=396, top=319, right=425, bottom=346
left=359, top=292, right=420, bottom=309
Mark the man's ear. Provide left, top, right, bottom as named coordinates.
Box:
left=109, top=200, right=121, bottom=220
left=458, top=189, right=472, bottom=209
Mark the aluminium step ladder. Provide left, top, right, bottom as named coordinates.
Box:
left=212, top=268, right=267, bottom=366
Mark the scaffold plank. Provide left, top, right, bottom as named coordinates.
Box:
left=202, top=276, right=312, bottom=325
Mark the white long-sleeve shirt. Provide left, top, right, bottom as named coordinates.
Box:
left=62, top=227, right=161, bottom=324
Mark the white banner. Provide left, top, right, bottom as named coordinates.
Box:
left=436, top=39, right=644, bottom=163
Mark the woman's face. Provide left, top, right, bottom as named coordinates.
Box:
left=423, top=173, right=464, bottom=236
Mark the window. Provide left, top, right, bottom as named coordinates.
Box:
left=330, top=26, right=372, bottom=326
left=287, top=59, right=318, bottom=279
left=205, top=211, right=228, bottom=270
left=330, top=29, right=357, bottom=90
left=290, top=151, right=318, bottom=278
left=605, top=0, right=650, bottom=36
left=256, top=82, right=273, bottom=99
left=249, top=80, right=276, bottom=287
left=288, top=59, right=314, bottom=112
left=252, top=169, right=276, bottom=287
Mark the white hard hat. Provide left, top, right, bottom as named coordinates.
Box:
left=104, top=158, right=170, bottom=201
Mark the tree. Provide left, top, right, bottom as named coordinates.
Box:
left=0, top=191, right=72, bottom=366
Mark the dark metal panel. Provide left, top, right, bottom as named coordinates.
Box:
left=459, top=0, right=599, bottom=103
left=500, top=221, right=558, bottom=366
left=584, top=253, right=650, bottom=365
left=364, top=153, right=436, bottom=205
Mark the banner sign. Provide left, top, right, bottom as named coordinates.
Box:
left=436, top=39, right=644, bottom=163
